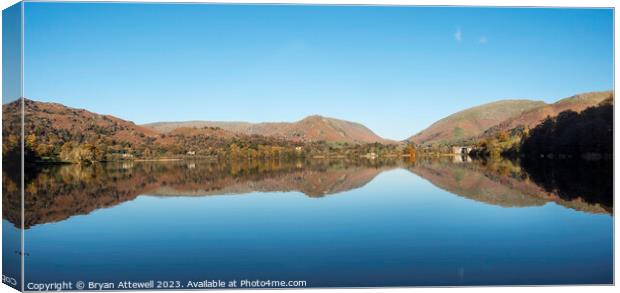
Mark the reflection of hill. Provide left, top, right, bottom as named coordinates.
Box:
left=3, top=156, right=611, bottom=229
left=520, top=158, right=613, bottom=211
left=408, top=158, right=612, bottom=214
left=14, top=164, right=162, bottom=229
left=151, top=166, right=392, bottom=197
left=408, top=159, right=547, bottom=207
left=4, top=160, right=394, bottom=229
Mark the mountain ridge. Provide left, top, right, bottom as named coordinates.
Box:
left=144, top=114, right=394, bottom=144
left=408, top=99, right=546, bottom=145
left=5, top=90, right=612, bottom=154
left=481, top=91, right=613, bottom=139
left=3, top=98, right=401, bottom=163
left=409, top=90, right=613, bottom=146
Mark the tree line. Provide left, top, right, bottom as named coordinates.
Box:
left=470, top=96, right=613, bottom=160
left=2, top=122, right=417, bottom=164
left=520, top=97, right=612, bottom=159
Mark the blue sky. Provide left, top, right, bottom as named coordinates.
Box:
left=23, top=3, right=613, bottom=140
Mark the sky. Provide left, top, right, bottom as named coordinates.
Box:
left=21, top=3, right=613, bottom=140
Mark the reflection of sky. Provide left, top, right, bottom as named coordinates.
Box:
left=2, top=220, right=21, bottom=288
left=24, top=170, right=612, bottom=286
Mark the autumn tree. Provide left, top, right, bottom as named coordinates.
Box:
left=405, top=145, right=417, bottom=162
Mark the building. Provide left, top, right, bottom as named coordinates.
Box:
left=452, top=146, right=473, bottom=155
left=363, top=152, right=377, bottom=159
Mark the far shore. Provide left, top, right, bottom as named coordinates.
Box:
left=134, top=158, right=184, bottom=162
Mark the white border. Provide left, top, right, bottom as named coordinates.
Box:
left=0, top=1, right=617, bottom=293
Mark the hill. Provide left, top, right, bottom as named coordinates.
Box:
left=2, top=99, right=297, bottom=162
left=408, top=90, right=613, bottom=146
left=146, top=121, right=253, bottom=134
left=519, top=95, right=613, bottom=158
left=145, top=115, right=392, bottom=144
left=481, top=91, right=613, bottom=139
left=408, top=100, right=545, bottom=146
left=2, top=98, right=160, bottom=162
left=3, top=99, right=399, bottom=163
left=5, top=98, right=159, bottom=144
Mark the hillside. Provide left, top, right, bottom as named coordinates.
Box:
left=2, top=98, right=160, bottom=162
left=519, top=95, right=613, bottom=158
left=408, top=90, right=613, bottom=146
left=2, top=99, right=295, bottom=162
left=146, top=121, right=253, bottom=134
left=408, top=100, right=545, bottom=146
left=145, top=115, right=392, bottom=144
left=3, top=99, right=400, bottom=163
left=4, top=98, right=159, bottom=145
left=481, top=91, right=613, bottom=138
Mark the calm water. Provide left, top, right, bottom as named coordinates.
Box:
left=2, top=158, right=613, bottom=287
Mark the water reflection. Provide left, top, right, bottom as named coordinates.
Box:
left=2, top=156, right=612, bottom=229
left=410, top=157, right=612, bottom=214
left=520, top=158, right=613, bottom=209
left=5, top=159, right=399, bottom=228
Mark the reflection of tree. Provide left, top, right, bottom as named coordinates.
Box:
left=3, top=159, right=399, bottom=229
left=408, top=157, right=612, bottom=214
left=3, top=154, right=612, bottom=229
left=520, top=159, right=612, bottom=209
left=2, top=99, right=23, bottom=232
left=408, top=158, right=548, bottom=208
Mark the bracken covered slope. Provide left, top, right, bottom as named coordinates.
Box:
left=145, top=115, right=393, bottom=144
left=408, top=100, right=545, bottom=146
left=481, top=91, right=613, bottom=138
left=409, top=90, right=613, bottom=146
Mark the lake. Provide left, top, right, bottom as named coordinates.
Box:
left=2, top=157, right=613, bottom=288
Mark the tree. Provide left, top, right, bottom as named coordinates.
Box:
left=405, top=145, right=417, bottom=161
left=520, top=100, right=613, bottom=159
left=497, top=131, right=509, bottom=142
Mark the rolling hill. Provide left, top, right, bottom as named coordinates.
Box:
left=3, top=98, right=398, bottom=163
left=7, top=90, right=611, bottom=159
left=409, top=90, right=613, bottom=146
left=481, top=91, right=613, bottom=138
left=5, top=99, right=391, bottom=149
left=408, top=100, right=545, bottom=146
left=6, top=98, right=159, bottom=145
left=2, top=99, right=297, bottom=162
left=145, top=115, right=392, bottom=144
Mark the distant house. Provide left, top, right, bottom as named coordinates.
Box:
left=187, top=151, right=196, bottom=156
left=452, top=146, right=472, bottom=155
left=295, top=146, right=303, bottom=152
left=364, top=152, right=377, bottom=159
